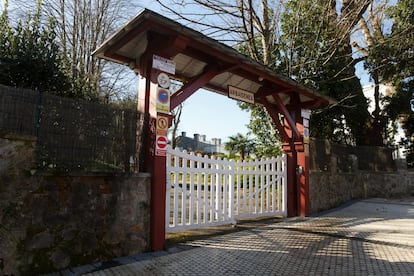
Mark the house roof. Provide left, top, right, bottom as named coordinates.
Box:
left=93, top=9, right=331, bottom=111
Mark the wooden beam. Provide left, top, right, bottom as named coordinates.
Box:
left=170, top=64, right=220, bottom=110
left=272, top=94, right=301, bottom=139
left=150, top=33, right=189, bottom=59
left=259, top=99, right=292, bottom=146
left=255, top=86, right=293, bottom=99
left=105, top=21, right=152, bottom=57
left=104, top=53, right=133, bottom=65
left=299, top=99, right=325, bottom=109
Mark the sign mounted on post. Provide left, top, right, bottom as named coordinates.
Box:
left=156, top=115, right=169, bottom=136
left=157, top=72, right=171, bottom=88
left=228, top=85, right=255, bottom=104
left=301, top=109, right=311, bottom=120
left=153, top=55, right=176, bottom=75
left=301, top=109, right=310, bottom=144
left=156, top=87, right=170, bottom=113
left=155, top=135, right=168, bottom=156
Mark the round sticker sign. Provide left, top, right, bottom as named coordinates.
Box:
left=157, top=72, right=170, bottom=88
left=157, top=88, right=169, bottom=104
left=156, top=135, right=168, bottom=149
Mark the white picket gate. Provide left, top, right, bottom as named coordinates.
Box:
left=166, top=146, right=287, bottom=233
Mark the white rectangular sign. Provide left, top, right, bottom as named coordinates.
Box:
left=301, top=109, right=311, bottom=120
left=228, top=86, right=255, bottom=104
left=153, top=55, right=176, bottom=74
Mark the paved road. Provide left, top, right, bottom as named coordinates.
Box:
left=63, top=198, right=414, bottom=275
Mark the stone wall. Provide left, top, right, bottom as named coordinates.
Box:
left=309, top=139, right=414, bottom=214
left=0, top=137, right=151, bottom=275
left=310, top=171, right=414, bottom=213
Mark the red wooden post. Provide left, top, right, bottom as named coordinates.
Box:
left=282, top=105, right=310, bottom=217
left=297, top=144, right=310, bottom=216
left=151, top=154, right=167, bottom=250
left=283, top=145, right=298, bottom=217
left=137, top=55, right=168, bottom=251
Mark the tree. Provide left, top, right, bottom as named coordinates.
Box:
left=350, top=1, right=403, bottom=147
left=7, top=0, right=141, bottom=101
left=225, top=133, right=255, bottom=161
left=170, top=103, right=183, bottom=149
left=380, top=0, right=414, bottom=156
left=280, top=0, right=374, bottom=145
left=238, top=102, right=282, bottom=158
left=0, top=0, right=71, bottom=95
left=380, top=0, right=414, bottom=82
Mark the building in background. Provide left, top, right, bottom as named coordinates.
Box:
left=175, top=132, right=227, bottom=155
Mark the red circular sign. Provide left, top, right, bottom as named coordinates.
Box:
left=156, top=136, right=168, bottom=149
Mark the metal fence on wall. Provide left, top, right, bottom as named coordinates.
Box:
left=0, top=84, right=143, bottom=173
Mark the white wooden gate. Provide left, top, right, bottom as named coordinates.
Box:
left=166, top=146, right=287, bottom=233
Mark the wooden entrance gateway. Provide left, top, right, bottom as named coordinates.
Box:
left=93, top=9, right=330, bottom=251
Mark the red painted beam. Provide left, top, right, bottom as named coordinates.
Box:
left=150, top=33, right=189, bottom=59
left=282, top=144, right=298, bottom=217
left=255, top=86, right=293, bottom=99
left=272, top=94, right=301, bottom=140
left=297, top=148, right=310, bottom=216
left=170, top=65, right=220, bottom=110
left=259, top=98, right=292, bottom=146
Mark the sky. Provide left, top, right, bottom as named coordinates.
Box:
left=174, top=91, right=251, bottom=142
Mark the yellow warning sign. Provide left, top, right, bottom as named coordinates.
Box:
left=156, top=115, right=169, bottom=136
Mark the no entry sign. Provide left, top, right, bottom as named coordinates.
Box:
left=155, top=135, right=168, bottom=156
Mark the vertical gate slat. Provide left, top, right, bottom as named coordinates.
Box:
left=270, top=161, right=279, bottom=212
left=203, top=155, right=208, bottom=223
left=215, top=162, right=221, bottom=221
left=196, top=155, right=201, bottom=225
left=277, top=157, right=282, bottom=211
left=210, top=159, right=215, bottom=222
left=166, top=152, right=171, bottom=228
left=242, top=162, right=247, bottom=214
left=254, top=162, right=258, bottom=214
left=189, top=153, right=194, bottom=226
left=229, top=160, right=235, bottom=224
left=260, top=159, right=265, bottom=213
left=281, top=155, right=287, bottom=213
left=266, top=159, right=270, bottom=213
left=223, top=161, right=228, bottom=221
left=181, top=153, right=187, bottom=227
left=173, top=153, right=179, bottom=227
left=235, top=163, right=241, bottom=216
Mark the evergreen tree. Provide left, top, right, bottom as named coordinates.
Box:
left=381, top=0, right=414, bottom=159
left=280, top=0, right=372, bottom=145
left=0, top=0, right=72, bottom=95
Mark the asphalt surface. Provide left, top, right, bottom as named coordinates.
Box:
left=53, top=197, right=414, bottom=275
